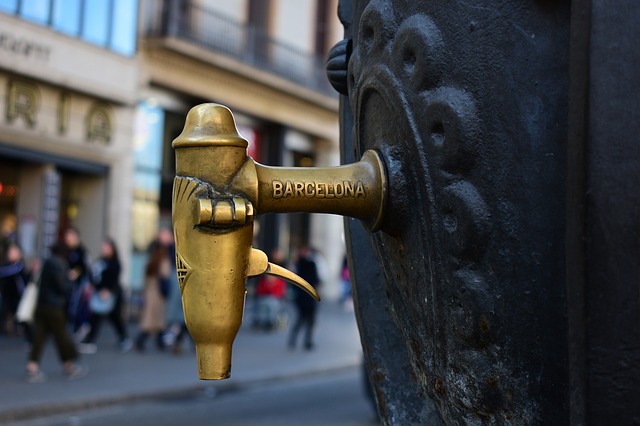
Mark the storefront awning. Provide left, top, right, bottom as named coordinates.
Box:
left=0, top=143, right=109, bottom=175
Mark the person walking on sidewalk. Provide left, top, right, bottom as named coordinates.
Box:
left=78, top=238, right=132, bottom=354
left=288, top=245, right=321, bottom=351
left=163, top=275, right=190, bottom=355
left=63, top=228, right=92, bottom=339
left=162, top=237, right=192, bottom=355
left=134, top=231, right=171, bottom=352
left=0, top=243, right=27, bottom=336
left=26, top=243, right=87, bottom=383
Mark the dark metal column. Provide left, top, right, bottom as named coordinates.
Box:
left=333, top=0, right=572, bottom=424
left=331, top=0, right=640, bottom=424
left=567, top=1, right=640, bottom=424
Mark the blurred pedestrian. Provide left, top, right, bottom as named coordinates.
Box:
left=163, top=282, right=190, bottom=355
left=288, top=245, right=321, bottom=350
left=0, top=243, right=26, bottom=335
left=0, top=214, right=17, bottom=255
left=135, top=231, right=171, bottom=352
left=62, top=228, right=91, bottom=339
left=162, top=238, right=190, bottom=355
left=254, top=249, right=287, bottom=332
left=339, top=256, right=353, bottom=311
left=26, top=243, right=87, bottom=383
left=78, top=238, right=132, bottom=354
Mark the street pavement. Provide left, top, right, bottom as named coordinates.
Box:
left=0, top=300, right=364, bottom=423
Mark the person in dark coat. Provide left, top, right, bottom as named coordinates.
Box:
left=26, top=243, right=87, bottom=383
left=288, top=246, right=321, bottom=350
left=63, top=227, right=91, bottom=336
left=78, top=238, right=131, bottom=353
left=0, top=243, right=26, bottom=335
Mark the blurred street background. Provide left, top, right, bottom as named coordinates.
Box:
left=0, top=300, right=377, bottom=425
left=0, top=0, right=347, bottom=300
left=0, top=2, right=373, bottom=424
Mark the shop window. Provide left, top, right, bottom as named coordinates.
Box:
left=286, top=151, right=314, bottom=252
left=0, top=163, right=19, bottom=235
left=132, top=100, right=165, bottom=252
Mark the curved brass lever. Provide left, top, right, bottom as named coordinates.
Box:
left=246, top=248, right=320, bottom=301
left=172, top=103, right=386, bottom=380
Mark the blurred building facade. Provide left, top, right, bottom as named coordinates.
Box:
left=133, top=0, right=345, bottom=295
left=0, top=1, right=345, bottom=297
left=0, top=1, right=138, bottom=271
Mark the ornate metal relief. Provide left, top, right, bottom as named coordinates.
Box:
left=345, top=0, right=567, bottom=423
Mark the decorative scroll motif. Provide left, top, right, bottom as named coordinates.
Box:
left=348, top=0, right=535, bottom=423
left=172, top=176, right=211, bottom=293
left=175, top=252, right=192, bottom=294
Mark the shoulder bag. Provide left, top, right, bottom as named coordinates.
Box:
left=16, top=267, right=42, bottom=323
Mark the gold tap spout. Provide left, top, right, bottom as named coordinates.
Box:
left=254, top=150, right=387, bottom=231
left=172, top=103, right=386, bottom=380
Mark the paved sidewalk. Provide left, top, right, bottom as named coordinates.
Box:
left=0, top=301, right=363, bottom=423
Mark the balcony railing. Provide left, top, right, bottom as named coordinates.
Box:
left=145, top=1, right=336, bottom=97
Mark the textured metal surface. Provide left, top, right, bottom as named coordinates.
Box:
left=335, top=0, right=572, bottom=424
left=345, top=216, right=445, bottom=425
left=336, top=3, right=444, bottom=424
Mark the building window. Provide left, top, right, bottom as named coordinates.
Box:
left=52, top=0, right=81, bottom=35
left=111, top=0, right=138, bottom=55
left=82, top=0, right=111, bottom=46
left=0, top=0, right=18, bottom=14
left=20, top=0, right=49, bottom=24
left=0, top=0, right=138, bottom=56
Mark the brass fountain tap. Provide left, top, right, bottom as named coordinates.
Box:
left=172, top=103, right=387, bottom=380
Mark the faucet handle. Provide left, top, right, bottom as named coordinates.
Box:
left=195, top=197, right=254, bottom=228
left=247, top=248, right=321, bottom=301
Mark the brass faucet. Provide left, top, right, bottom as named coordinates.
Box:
left=172, top=103, right=387, bottom=380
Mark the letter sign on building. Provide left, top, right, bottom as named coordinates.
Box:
left=6, top=79, right=40, bottom=128
left=86, top=103, right=112, bottom=144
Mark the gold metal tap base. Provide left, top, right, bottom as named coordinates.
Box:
left=172, top=103, right=387, bottom=380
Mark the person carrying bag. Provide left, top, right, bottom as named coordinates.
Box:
left=15, top=263, right=41, bottom=324
left=78, top=238, right=131, bottom=354
left=89, top=288, right=115, bottom=315
left=26, top=243, right=87, bottom=382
